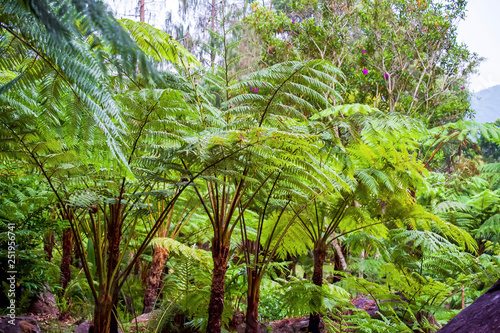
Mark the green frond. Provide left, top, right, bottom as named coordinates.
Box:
left=261, top=211, right=312, bottom=259
left=473, top=213, right=500, bottom=239
left=310, top=103, right=375, bottom=120
left=120, top=19, right=199, bottom=66
left=151, top=237, right=212, bottom=263
left=433, top=200, right=470, bottom=214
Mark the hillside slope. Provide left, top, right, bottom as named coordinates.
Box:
left=471, top=85, right=500, bottom=123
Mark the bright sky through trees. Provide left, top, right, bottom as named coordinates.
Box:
left=106, top=0, right=499, bottom=93
left=457, top=0, right=500, bottom=92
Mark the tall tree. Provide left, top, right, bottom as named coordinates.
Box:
left=245, top=0, right=480, bottom=123
left=142, top=194, right=200, bottom=313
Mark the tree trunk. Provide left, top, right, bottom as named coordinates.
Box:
left=308, top=243, right=326, bottom=333
left=143, top=245, right=169, bottom=313
left=158, top=265, right=169, bottom=300
left=107, top=204, right=122, bottom=280
left=44, top=230, right=54, bottom=262
left=245, top=273, right=262, bottom=333
left=107, top=203, right=123, bottom=333
left=357, top=250, right=365, bottom=298
left=73, top=235, right=83, bottom=268
left=110, top=303, right=119, bottom=333
left=332, top=248, right=342, bottom=283
left=139, top=0, right=145, bottom=22
left=141, top=261, right=150, bottom=286
left=206, top=243, right=229, bottom=333
left=332, top=233, right=349, bottom=273
left=60, top=228, right=73, bottom=290
left=133, top=253, right=141, bottom=276
left=210, top=0, right=216, bottom=65
left=90, top=294, right=113, bottom=333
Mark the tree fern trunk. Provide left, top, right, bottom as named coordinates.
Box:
left=60, top=227, right=73, bottom=290
left=207, top=243, right=229, bottom=333
left=308, top=244, right=326, bottom=333
left=106, top=203, right=123, bottom=333
left=90, top=294, right=113, bottom=333
left=143, top=245, right=169, bottom=313
left=107, top=203, right=122, bottom=278
left=133, top=253, right=141, bottom=276
left=44, top=230, right=54, bottom=262
left=110, top=303, right=119, bottom=333
left=245, top=273, right=262, bottom=333
left=158, top=265, right=169, bottom=300
left=73, top=235, right=83, bottom=268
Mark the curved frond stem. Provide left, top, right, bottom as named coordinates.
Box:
left=228, top=171, right=275, bottom=236
left=260, top=203, right=309, bottom=275
left=324, top=194, right=352, bottom=240
left=258, top=63, right=306, bottom=126
left=238, top=205, right=252, bottom=267
left=424, top=130, right=460, bottom=169
left=259, top=199, right=291, bottom=267
left=331, top=220, right=388, bottom=241
left=256, top=172, right=282, bottom=255
left=296, top=213, right=317, bottom=241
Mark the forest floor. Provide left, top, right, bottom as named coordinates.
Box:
left=33, top=313, right=76, bottom=333
left=33, top=314, right=150, bottom=333
left=32, top=313, right=317, bottom=333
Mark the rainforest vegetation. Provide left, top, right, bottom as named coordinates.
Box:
left=1, top=0, right=500, bottom=332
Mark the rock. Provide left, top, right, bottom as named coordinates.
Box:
left=291, top=318, right=309, bottom=332
left=28, top=291, right=60, bottom=316
left=131, top=312, right=151, bottom=325
left=237, top=323, right=267, bottom=333
left=438, top=279, right=500, bottom=333
left=270, top=317, right=324, bottom=333
left=73, top=321, right=123, bottom=333
left=270, top=321, right=294, bottom=333
left=0, top=316, right=41, bottom=333
left=73, top=321, right=91, bottom=333
left=130, top=310, right=162, bottom=326
left=352, top=297, right=379, bottom=317
left=291, top=317, right=324, bottom=332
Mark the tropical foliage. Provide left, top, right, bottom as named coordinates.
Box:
left=0, top=1, right=499, bottom=333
